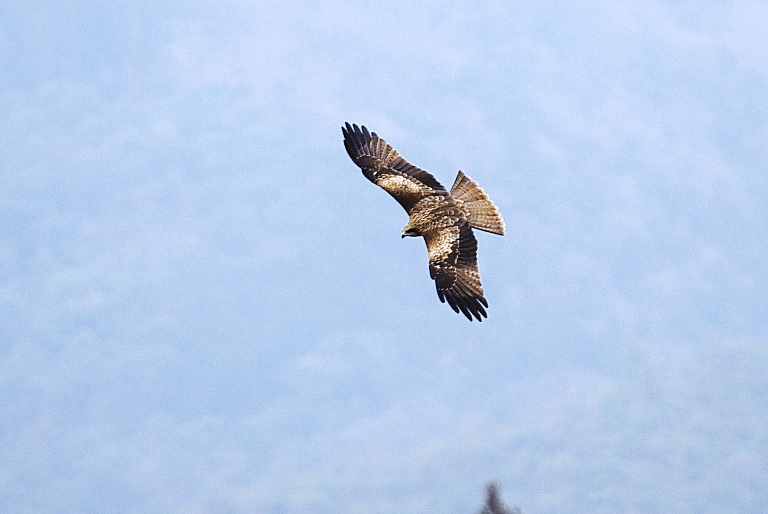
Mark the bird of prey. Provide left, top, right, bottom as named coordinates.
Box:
left=342, top=122, right=505, bottom=321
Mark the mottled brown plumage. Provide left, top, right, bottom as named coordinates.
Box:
left=342, top=122, right=505, bottom=321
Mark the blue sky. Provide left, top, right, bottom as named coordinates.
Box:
left=2, top=1, right=767, bottom=512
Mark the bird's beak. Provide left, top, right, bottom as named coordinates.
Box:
left=401, top=233, right=406, bottom=239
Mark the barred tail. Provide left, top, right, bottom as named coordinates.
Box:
left=450, top=171, right=505, bottom=235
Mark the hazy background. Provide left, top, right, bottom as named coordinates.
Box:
left=2, top=1, right=767, bottom=512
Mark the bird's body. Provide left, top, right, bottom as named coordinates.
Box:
left=342, top=122, right=505, bottom=321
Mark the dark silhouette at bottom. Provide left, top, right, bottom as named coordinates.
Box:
left=476, top=482, right=522, bottom=514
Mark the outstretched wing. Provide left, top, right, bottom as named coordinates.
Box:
left=425, top=222, right=488, bottom=321
left=342, top=122, right=446, bottom=212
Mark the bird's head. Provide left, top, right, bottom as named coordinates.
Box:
left=401, top=226, right=421, bottom=238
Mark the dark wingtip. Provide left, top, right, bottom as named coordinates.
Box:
left=342, top=122, right=374, bottom=148
left=474, top=301, right=487, bottom=321
left=438, top=287, right=489, bottom=321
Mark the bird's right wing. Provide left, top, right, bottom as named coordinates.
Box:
left=342, top=122, right=446, bottom=212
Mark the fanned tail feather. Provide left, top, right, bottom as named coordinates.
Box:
left=450, top=171, right=505, bottom=235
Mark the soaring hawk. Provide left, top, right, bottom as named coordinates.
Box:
left=342, top=122, right=505, bottom=321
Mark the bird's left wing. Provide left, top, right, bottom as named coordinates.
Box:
left=342, top=122, right=446, bottom=212
left=425, top=222, right=488, bottom=321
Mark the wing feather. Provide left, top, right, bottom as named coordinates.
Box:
left=425, top=222, right=488, bottom=321
left=342, top=122, right=446, bottom=212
